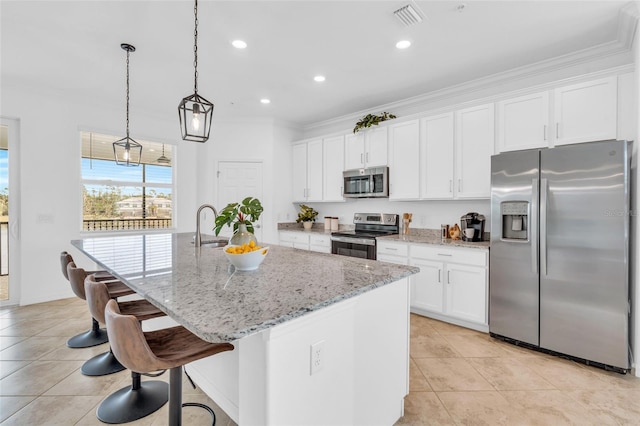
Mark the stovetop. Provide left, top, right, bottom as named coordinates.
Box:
left=331, top=213, right=400, bottom=240
left=331, top=230, right=397, bottom=239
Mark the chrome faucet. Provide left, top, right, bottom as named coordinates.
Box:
left=195, top=204, right=218, bottom=247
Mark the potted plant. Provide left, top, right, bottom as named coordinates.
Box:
left=353, top=111, right=397, bottom=133
left=214, top=197, right=263, bottom=245
left=296, top=204, right=318, bottom=230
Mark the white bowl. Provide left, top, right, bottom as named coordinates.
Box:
left=223, top=245, right=270, bottom=271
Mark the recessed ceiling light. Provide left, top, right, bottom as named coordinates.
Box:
left=232, top=40, right=247, bottom=49
left=396, top=40, right=411, bottom=49
left=314, top=75, right=326, bottom=82
left=260, top=98, right=271, bottom=104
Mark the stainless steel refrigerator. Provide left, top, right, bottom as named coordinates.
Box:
left=489, top=139, right=631, bottom=371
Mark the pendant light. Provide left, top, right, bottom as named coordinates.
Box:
left=156, top=144, right=171, bottom=164
left=113, top=43, right=142, bottom=166
left=178, top=0, right=214, bottom=143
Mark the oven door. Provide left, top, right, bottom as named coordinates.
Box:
left=331, top=236, right=376, bottom=260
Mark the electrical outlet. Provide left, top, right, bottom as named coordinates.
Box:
left=310, top=340, right=325, bottom=375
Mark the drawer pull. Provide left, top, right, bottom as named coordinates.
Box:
left=437, top=253, right=452, bottom=257
left=385, top=247, right=398, bottom=251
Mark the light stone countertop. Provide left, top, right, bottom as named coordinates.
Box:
left=72, top=233, right=418, bottom=343
left=279, top=225, right=490, bottom=249
left=378, top=229, right=490, bottom=250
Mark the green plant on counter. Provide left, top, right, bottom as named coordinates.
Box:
left=353, top=111, right=397, bottom=133
left=214, top=197, right=263, bottom=235
left=296, top=204, right=319, bottom=223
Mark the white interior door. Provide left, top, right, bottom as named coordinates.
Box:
left=216, top=161, right=264, bottom=241
left=0, top=117, right=20, bottom=306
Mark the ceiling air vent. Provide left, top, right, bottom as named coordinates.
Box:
left=393, top=3, right=425, bottom=26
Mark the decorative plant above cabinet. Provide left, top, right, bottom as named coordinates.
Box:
left=353, top=112, right=397, bottom=133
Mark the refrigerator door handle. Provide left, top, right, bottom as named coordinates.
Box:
left=531, top=178, right=539, bottom=274
left=540, top=178, right=548, bottom=276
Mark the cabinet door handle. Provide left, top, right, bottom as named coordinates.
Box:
left=556, top=122, right=560, bottom=139
left=449, top=179, right=453, bottom=193
left=366, top=152, right=370, bottom=163
left=438, top=269, right=441, bottom=283
left=543, top=124, right=547, bottom=141
left=458, top=179, right=462, bottom=192
left=447, top=270, right=451, bottom=284
left=360, top=153, right=364, bottom=164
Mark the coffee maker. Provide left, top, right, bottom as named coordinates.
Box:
left=460, top=212, right=486, bottom=242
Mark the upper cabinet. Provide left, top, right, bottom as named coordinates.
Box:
left=455, top=103, right=494, bottom=199
left=344, top=126, right=388, bottom=170
left=388, top=120, right=420, bottom=200
left=292, top=139, right=323, bottom=203
left=553, top=76, right=617, bottom=146
left=421, top=112, right=455, bottom=199
left=497, top=76, right=617, bottom=152
left=497, top=91, right=549, bottom=152
left=322, top=135, right=345, bottom=202
left=292, top=136, right=345, bottom=203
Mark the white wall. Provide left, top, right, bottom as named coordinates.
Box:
left=1, top=80, right=299, bottom=305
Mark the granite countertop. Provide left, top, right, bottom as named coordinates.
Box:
left=378, top=229, right=490, bottom=250
left=279, top=225, right=490, bottom=249
left=72, top=233, right=418, bottom=343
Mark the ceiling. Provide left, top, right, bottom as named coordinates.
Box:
left=0, top=1, right=634, bottom=128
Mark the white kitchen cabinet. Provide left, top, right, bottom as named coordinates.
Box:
left=553, top=76, right=617, bottom=146
left=278, top=231, right=310, bottom=250
left=378, top=241, right=489, bottom=332
left=445, top=263, right=487, bottom=325
left=409, top=258, right=443, bottom=314
left=497, top=91, right=549, bottom=152
left=291, top=139, right=323, bottom=202
left=322, top=135, right=345, bottom=202
left=344, top=127, right=388, bottom=170
left=388, top=120, right=420, bottom=200
left=455, top=103, right=494, bottom=199
left=279, top=231, right=331, bottom=253
left=309, top=233, right=331, bottom=253
left=421, top=112, right=455, bottom=199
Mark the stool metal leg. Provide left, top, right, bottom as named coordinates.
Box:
left=169, top=367, right=182, bottom=426
left=96, top=371, right=168, bottom=424
left=67, top=317, right=109, bottom=348
left=81, top=348, right=126, bottom=376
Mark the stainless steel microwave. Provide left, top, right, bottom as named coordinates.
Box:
left=343, top=167, right=389, bottom=198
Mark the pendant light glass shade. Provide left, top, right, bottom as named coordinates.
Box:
left=113, top=43, right=142, bottom=166
left=178, top=0, right=214, bottom=143
left=178, top=93, right=213, bottom=143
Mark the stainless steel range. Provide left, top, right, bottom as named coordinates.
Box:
left=331, top=213, right=399, bottom=260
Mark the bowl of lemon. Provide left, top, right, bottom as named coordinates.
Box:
left=223, top=241, right=269, bottom=271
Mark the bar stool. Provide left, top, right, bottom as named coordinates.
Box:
left=105, top=299, right=235, bottom=425
left=85, top=275, right=170, bottom=423
left=60, top=251, right=119, bottom=348
left=66, top=260, right=134, bottom=353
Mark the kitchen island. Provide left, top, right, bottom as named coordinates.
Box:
left=72, top=233, right=419, bottom=425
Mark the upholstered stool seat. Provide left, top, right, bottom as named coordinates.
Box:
left=65, top=260, right=135, bottom=349
left=85, top=275, right=170, bottom=423
left=105, top=299, right=234, bottom=425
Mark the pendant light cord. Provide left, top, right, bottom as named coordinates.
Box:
left=193, top=0, right=199, bottom=95
left=125, top=48, right=131, bottom=139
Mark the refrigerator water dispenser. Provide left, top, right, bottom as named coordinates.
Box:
left=501, top=201, right=528, bottom=240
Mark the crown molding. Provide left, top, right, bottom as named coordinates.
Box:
left=304, top=6, right=638, bottom=134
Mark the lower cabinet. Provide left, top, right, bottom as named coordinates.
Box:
left=378, top=240, right=489, bottom=332
left=279, top=231, right=331, bottom=253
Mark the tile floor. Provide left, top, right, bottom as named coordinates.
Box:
left=1, top=298, right=639, bottom=425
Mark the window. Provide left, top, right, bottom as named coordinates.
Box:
left=81, top=132, right=174, bottom=232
